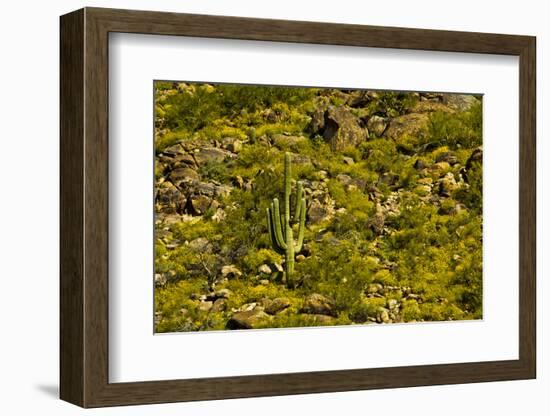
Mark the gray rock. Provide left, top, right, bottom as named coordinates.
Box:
left=162, top=143, right=186, bottom=156
left=194, top=147, right=233, bottom=166
left=187, top=194, right=213, bottom=215
left=169, top=167, right=199, bottom=184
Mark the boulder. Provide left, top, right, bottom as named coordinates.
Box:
left=226, top=310, right=271, bottom=330
left=271, top=134, right=307, bottom=149
left=222, top=137, right=243, bottom=153
left=265, top=297, right=291, bottom=315
left=186, top=194, right=213, bottom=215
left=316, top=106, right=368, bottom=151
left=307, top=199, right=333, bottom=224
left=367, top=115, right=388, bottom=137
left=301, top=293, right=336, bottom=316
left=162, top=143, right=186, bottom=156
left=194, top=147, right=233, bottom=166
left=169, top=167, right=199, bottom=184
left=155, top=183, right=186, bottom=214
left=442, top=94, right=480, bottom=111
left=384, top=113, right=429, bottom=140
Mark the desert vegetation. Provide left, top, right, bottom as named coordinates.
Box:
left=154, top=82, right=483, bottom=332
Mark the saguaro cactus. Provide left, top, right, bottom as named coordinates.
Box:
left=266, top=152, right=306, bottom=288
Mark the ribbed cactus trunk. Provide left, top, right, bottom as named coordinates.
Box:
left=283, top=153, right=295, bottom=281
left=266, top=152, right=306, bottom=289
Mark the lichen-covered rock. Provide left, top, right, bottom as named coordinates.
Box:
left=271, top=134, right=307, bottom=149
left=442, top=94, right=480, bottom=111
left=169, top=167, right=199, bottom=185
left=193, top=147, right=233, bottom=166
left=226, top=309, right=271, bottom=330
left=265, top=297, right=291, bottom=315
left=367, top=115, right=388, bottom=137
left=317, top=106, right=368, bottom=151
left=307, top=198, right=333, bottom=224
left=301, top=293, right=336, bottom=316
left=438, top=172, right=459, bottom=197
left=384, top=113, right=429, bottom=140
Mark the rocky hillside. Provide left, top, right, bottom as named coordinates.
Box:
left=154, top=82, right=483, bottom=332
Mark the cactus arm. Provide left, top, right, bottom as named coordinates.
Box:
left=272, top=198, right=287, bottom=246
left=294, top=198, right=306, bottom=252
left=267, top=208, right=286, bottom=255
left=285, top=223, right=294, bottom=288
left=294, top=182, right=303, bottom=221
left=270, top=200, right=287, bottom=250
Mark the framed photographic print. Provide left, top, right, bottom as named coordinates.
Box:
left=60, top=7, right=536, bottom=408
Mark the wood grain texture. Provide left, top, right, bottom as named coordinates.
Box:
left=59, top=7, right=537, bottom=408
left=59, top=8, right=85, bottom=406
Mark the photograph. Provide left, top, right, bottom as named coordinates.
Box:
left=153, top=81, right=483, bottom=333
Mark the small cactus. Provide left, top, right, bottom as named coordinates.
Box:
left=266, top=152, right=306, bottom=288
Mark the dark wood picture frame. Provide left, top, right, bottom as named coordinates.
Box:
left=60, top=7, right=536, bottom=408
